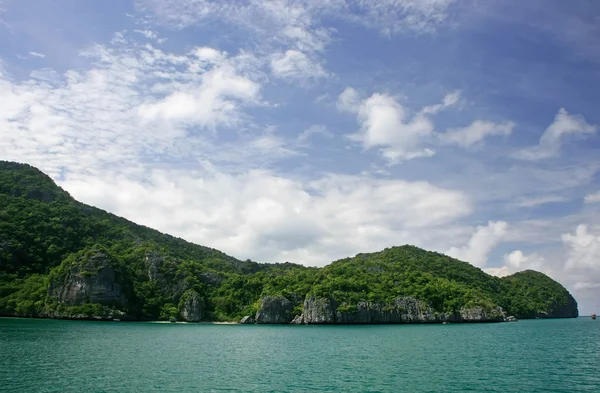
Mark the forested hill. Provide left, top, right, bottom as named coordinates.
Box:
left=0, top=161, right=578, bottom=323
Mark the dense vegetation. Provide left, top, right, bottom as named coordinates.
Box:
left=0, top=161, right=578, bottom=321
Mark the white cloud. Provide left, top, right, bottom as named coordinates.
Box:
left=336, top=87, right=360, bottom=112
left=441, top=120, right=515, bottom=148
left=0, top=33, right=267, bottom=177
left=270, top=50, right=328, bottom=81
left=298, top=125, right=333, bottom=142
left=134, top=29, right=159, bottom=40
left=584, top=191, right=600, bottom=204
left=562, top=224, right=600, bottom=270
left=137, top=0, right=456, bottom=39
left=340, top=89, right=447, bottom=163
left=446, top=221, right=508, bottom=267
left=60, top=170, right=472, bottom=266
left=420, top=90, right=461, bottom=115
left=0, top=30, right=474, bottom=267
left=514, top=195, right=568, bottom=208
left=29, top=51, right=46, bottom=58
left=484, top=223, right=600, bottom=313
left=138, top=63, right=260, bottom=128
left=514, top=108, right=596, bottom=160
left=340, top=0, right=456, bottom=35
left=560, top=225, right=600, bottom=311
left=485, top=250, right=546, bottom=277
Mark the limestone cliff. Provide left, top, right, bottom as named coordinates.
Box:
left=292, top=296, right=505, bottom=324
left=179, top=290, right=203, bottom=322
left=49, top=248, right=128, bottom=307
left=255, top=295, right=294, bottom=323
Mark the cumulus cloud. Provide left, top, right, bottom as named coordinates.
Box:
left=60, top=170, right=472, bottom=265
left=441, top=120, right=515, bottom=148
left=562, top=224, right=600, bottom=270
left=336, top=87, right=361, bottom=112
left=485, top=223, right=600, bottom=313
left=485, top=250, right=546, bottom=277
left=446, top=221, right=508, bottom=267
left=0, top=31, right=475, bottom=266
left=0, top=34, right=269, bottom=177
left=339, top=89, right=441, bottom=163
left=338, top=88, right=471, bottom=163
left=514, top=108, right=596, bottom=160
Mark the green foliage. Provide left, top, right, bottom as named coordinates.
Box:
left=0, top=161, right=578, bottom=321
left=499, top=270, right=578, bottom=318
left=159, top=304, right=179, bottom=320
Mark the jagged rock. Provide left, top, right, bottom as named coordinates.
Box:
left=199, top=272, right=225, bottom=286
left=290, top=315, right=304, bottom=324
left=145, top=252, right=163, bottom=281
left=49, top=249, right=127, bottom=306
left=180, top=290, right=203, bottom=322
left=302, top=296, right=337, bottom=324
left=296, top=295, right=505, bottom=324
left=240, top=316, right=255, bottom=324
left=459, top=306, right=505, bottom=322
left=255, top=295, right=293, bottom=324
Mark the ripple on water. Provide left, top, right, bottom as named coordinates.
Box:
left=0, top=318, right=599, bottom=392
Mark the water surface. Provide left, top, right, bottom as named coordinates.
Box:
left=1, top=318, right=598, bottom=392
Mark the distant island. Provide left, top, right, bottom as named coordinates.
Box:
left=0, top=161, right=578, bottom=324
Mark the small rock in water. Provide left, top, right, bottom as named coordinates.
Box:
left=239, top=316, right=255, bottom=324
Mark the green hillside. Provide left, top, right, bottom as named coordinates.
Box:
left=0, top=161, right=578, bottom=322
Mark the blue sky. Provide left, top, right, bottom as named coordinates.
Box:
left=1, top=0, right=600, bottom=313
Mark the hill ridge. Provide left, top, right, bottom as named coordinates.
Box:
left=0, top=161, right=578, bottom=322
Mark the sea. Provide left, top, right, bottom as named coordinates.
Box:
left=0, top=317, right=598, bottom=392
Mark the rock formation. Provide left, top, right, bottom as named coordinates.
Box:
left=180, top=290, right=203, bottom=322
left=294, top=295, right=505, bottom=324
left=49, top=249, right=127, bottom=307
left=240, top=316, right=256, bottom=324
left=255, top=295, right=293, bottom=323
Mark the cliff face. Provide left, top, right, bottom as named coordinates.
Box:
left=49, top=249, right=127, bottom=307
left=255, top=295, right=293, bottom=323
left=546, top=296, right=578, bottom=318
left=291, top=296, right=505, bottom=324
left=180, top=290, right=203, bottom=322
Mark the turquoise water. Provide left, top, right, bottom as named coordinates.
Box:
left=1, top=318, right=599, bottom=392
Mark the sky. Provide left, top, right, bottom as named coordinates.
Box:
left=1, top=0, right=599, bottom=314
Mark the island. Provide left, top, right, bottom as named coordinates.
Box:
left=0, top=161, right=579, bottom=324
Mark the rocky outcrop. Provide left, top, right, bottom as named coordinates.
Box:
left=533, top=296, right=579, bottom=319
left=255, top=295, right=294, bottom=324
left=199, top=272, right=225, bottom=286
left=291, top=315, right=304, bottom=324
left=49, top=249, right=127, bottom=307
left=180, top=290, right=203, bottom=322
left=459, top=306, right=505, bottom=322
left=301, top=296, right=337, bottom=323
left=145, top=252, right=163, bottom=281
left=295, top=296, right=505, bottom=324
left=240, top=316, right=256, bottom=324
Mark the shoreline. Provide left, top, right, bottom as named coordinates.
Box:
left=1, top=315, right=587, bottom=325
